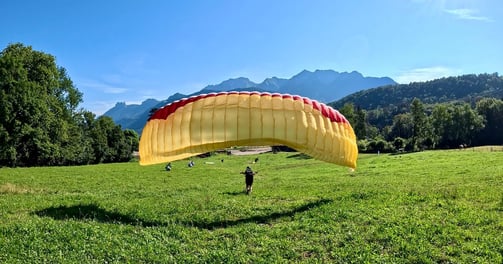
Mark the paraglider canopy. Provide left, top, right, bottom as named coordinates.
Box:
left=139, top=91, right=358, bottom=168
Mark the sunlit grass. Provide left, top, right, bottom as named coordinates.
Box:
left=1, top=149, right=502, bottom=263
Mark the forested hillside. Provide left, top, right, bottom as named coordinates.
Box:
left=332, top=73, right=503, bottom=110
left=330, top=74, right=503, bottom=152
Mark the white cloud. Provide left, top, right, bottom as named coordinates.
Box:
left=394, top=66, right=460, bottom=84
left=83, top=99, right=150, bottom=116
left=81, top=101, right=116, bottom=116
left=124, top=100, right=145, bottom=106
left=444, top=8, right=493, bottom=22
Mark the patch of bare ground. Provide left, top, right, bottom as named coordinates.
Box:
left=0, top=183, right=36, bottom=194
left=228, top=146, right=272, bottom=156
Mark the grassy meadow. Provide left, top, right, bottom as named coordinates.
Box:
left=1, top=148, right=502, bottom=263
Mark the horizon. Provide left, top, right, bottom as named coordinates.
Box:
left=101, top=69, right=473, bottom=110
left=2, top=0, right=502, bottom=115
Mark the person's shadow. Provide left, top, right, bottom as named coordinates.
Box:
left=221, top=190, right=243, bottom=196
left=188, top=198, right=332, bottom=229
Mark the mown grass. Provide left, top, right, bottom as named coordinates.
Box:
left=1, top=149, right=502, bottom=263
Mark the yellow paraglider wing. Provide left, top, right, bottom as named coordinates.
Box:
left=139, top=92, right=358, bottom=168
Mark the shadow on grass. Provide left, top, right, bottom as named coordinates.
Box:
left=221, top=190, right=245, bottom=196
left=33, top=204, right=164, bottom=227
left=34, top=198, right=332, bottom=230
left=286, top=153, right=313, bottom=160
left=187, top=198, right=333, bottom=230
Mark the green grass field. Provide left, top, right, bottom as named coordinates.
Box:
left=1, top=149, right=502, bottom=263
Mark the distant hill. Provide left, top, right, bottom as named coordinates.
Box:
left=331, top=73, right=503, bottom=110
left=281, top=70, right=395, bottom=102
left=106, top=93, right=186, bottom=134
left=103, top=99, right=159, bottom=122
left=104, top=69, right=396, bottom=133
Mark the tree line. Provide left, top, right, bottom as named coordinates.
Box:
left=2, top=43, right=501, bottom=166
left=339, top=97, right=503, bottom=153
left=0, top=43, right=139, bottom=167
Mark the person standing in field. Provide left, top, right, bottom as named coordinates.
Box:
left=241, top=166, right=257, bottom=195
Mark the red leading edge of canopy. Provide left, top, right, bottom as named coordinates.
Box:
left=148, top=91, right=350, bottom=125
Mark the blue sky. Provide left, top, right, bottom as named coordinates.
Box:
left=1, top=0, right=501, bottom=115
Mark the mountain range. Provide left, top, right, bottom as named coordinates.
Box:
left=103, top=69, right=397, bottom=133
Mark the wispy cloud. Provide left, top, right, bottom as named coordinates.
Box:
left=394, top=66, right=460, bottom=84
left=444, top=8, right=493, bottom=22
left=104, top=87, right=128, bottom=94
left=79, top=80, right=128, bottom=94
